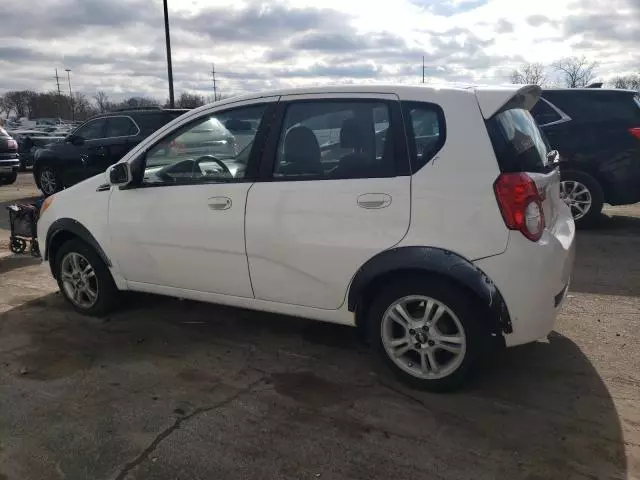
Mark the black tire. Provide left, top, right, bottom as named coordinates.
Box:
left=367, top=277, right=486, bottom=392
left=53, top=239, right=119, bottom=316
left=560, top=170, right=604, bottom=228
left=0, top=172, right=18, bottom=185
left=37, top=164, right=62, bottom=196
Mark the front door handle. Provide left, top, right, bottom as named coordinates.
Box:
left=357, top=193, right=392, bottom=209
left=208, top=196, right=232, bottom=210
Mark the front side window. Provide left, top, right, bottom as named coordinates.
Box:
left=105, top=117, right=138, bottom=137
left=74, top=118, right=106, bottom=140
left=531, top=99, right=563, bottom=126
left=142, top=104, right=267, bottom=185
left=273, top=100, right=395, bottom=180
left=486, top=108, right=550, bottom=173
left=402, top=102, right=445, bottom=172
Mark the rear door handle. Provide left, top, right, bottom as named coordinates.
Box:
left=357, top=193, right=392, bottom=209
left=208, top=196, right=232, bottom=210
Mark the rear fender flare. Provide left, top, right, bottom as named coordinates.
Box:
left=347, top=246, right=512, bottom=334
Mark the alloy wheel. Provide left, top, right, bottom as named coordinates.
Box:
left=381, top=295, right=467, bottom=380
left=560, top=180, right=592, bottom=221
left=60, top=252, right=99, bottom=309
left=40, top=168, right=58, bottom=196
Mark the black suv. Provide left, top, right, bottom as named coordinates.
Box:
left=33, top=108, right=188, bottom=195
left=531, top=88, right=640, bottom=226
left=0, top=127, right=20, bottom=185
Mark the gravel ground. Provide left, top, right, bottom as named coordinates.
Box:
left=0, top=175, right=638, bottom=480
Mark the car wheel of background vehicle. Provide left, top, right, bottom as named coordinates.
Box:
left=38, top=165, right=61, bottom=196
left=560, top=170, right=604, bottom=228
left=0, top=172, right=18, bottom=185
left=54, top=239, right=119, bottom=316
left=367, top=276, right=485, bottom=392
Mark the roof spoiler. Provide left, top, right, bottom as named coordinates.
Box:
left=473, top=85, right=541, bottom=119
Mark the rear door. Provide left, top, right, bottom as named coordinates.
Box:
left=245, top=93, right=411, bottom=309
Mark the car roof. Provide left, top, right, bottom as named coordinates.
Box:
left=542, top=87, right=638, bottom=94
left=195, top=83, right=540, bottom=119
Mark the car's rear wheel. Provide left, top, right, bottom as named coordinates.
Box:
left=560, top=170, right=603, bottom=228
left=0, top=172, right=18, bottom=185
left=38, top=165, right=61, bottom=196
left=54, top=239, right=119, bottom=316
left=367, top=277, right=484, bottom=392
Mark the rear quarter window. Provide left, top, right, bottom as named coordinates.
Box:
left=543, top=91, right=640, bottom=123
left=486, top=108, right=550, bottom=173
left=401, top=101, right=446, bottom=172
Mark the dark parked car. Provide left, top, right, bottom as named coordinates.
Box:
left=0, top=127, right=20, bottom=185
left=532, top=88, right=640, bottom=226
left=33, top=108, right=188, bottom=195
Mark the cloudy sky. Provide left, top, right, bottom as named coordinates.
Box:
left=0, top=0, right=637, bottom=101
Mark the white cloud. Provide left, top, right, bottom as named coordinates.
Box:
left=0, top=0, right=636, bottom=102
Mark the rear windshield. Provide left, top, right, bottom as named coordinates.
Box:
left=486, top=108, right=550, bottom=173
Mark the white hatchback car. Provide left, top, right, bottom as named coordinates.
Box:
left=37, top=84, right=576, bottom=391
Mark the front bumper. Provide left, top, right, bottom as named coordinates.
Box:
left=0, top=157, right=20, bottom=174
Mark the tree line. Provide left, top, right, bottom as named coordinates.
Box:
left=510, top=56, right=640, bottom=90
left=0, top=90, right=220, bottom=122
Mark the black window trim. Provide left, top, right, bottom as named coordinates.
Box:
left=257, top=97, right=411, bottom=182
left=400, top=100, right=447, bottom=174
left=536, top=97, right=572, bottom=127
left=121, top=101, right=277, bottom=190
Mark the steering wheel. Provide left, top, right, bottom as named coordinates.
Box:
left=194, top=155, right=231, bottom=176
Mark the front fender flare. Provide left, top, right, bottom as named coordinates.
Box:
left=45, top=218, right=111, bottom=267
left=347, top=246, right=512, bottom=334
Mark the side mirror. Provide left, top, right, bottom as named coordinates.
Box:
left=107, top=163, right=131, bottom=186
left=68, top=134, right=84, bottom=146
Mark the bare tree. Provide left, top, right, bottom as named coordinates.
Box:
left=510, top=62, right=546, bottom=85
left=93, top=91, right=109, bottom=113
left=610, top=74, right=640, bottom=91
left=552, top=56, right=599, bottom=88
left=176, top=92, right=207, bottom=109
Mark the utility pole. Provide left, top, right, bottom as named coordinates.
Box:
left=54, top=69, right=62, bottom=118
left=211, top=63, right=218, bottom=101
left=422, top=56, right=425, bottom=84
left=163, top=0, right=175, bottom=108
left=65, top=68, right=74, bottom=121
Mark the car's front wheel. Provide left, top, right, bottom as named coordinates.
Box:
left=367, top=277, right=484, bottom=392
left=54, top=239, right=119, bottom=316
left=38, top=165, right=61, bottom=196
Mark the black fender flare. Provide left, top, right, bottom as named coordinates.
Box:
left=347, top=246, right=512, bottom=334
left=44, top=218, right=112, bottom=267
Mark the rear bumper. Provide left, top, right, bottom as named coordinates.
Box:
left=474, top=212, right=576, bottom=347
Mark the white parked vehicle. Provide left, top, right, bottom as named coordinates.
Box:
left=37, top=84, right=576, bottom=391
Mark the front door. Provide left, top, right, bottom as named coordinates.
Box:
left=245, top=93, right=412, bottom=309
left=108, top=101, right=276, bottom=297
left=62, top=117, right=108, bottom=186
left=90, top=116, right=140, bottom=177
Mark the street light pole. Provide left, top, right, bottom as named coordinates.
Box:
left=163, top=0, right=175, bottom=108
left=65, top=68, right=74, bottom=121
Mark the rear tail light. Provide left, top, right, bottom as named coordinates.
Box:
left=629, top=127, right=640, bottom=140
left=494, top=172, right=545, bottom=241
left=7, top=139, right=17, bottom=150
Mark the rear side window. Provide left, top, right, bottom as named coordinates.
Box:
left=543, top=91, right=640, bottom=123
left=486, top=108, right=550, bottom=173
left=136, top=112, right=182, bottom=135
left=530, top=99, right=562, bottom=126
left=401, top=102, right=445, bottom=172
